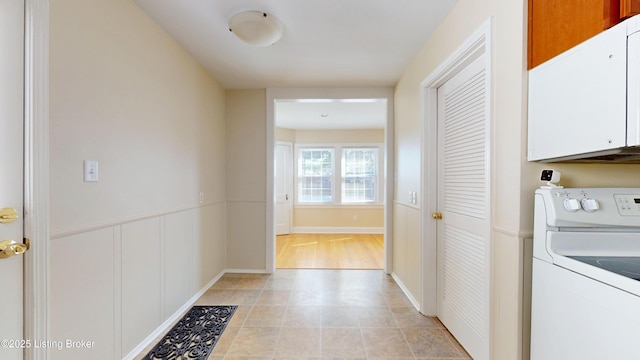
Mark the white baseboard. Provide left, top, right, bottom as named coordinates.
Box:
left=122, top=270, right=226, bottom=360
left=391, top=272, right=420, bottom=311
left=291, top=226, right=383, bottom=234
left=224, top=268, right=269, bottom=274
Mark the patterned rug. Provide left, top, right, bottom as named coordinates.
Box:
left=144, top=305, right=237, bottom=360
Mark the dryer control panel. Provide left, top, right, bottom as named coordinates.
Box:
left=614, top=194, right=640, bottom=216
left=536, top=188, right=640, bottom=227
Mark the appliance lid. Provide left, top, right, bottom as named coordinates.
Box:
left=569, top=256, right=640, bottom=281
left=545, top=232, right=640, bottom=296
left=536, top=147, right=640, bottom=163
left=552, top=253, right=640, bottom=297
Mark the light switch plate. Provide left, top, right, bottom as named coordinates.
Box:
left=84, top=160, right=99, bottom=182
left=409, top=191, right=417, bottom=204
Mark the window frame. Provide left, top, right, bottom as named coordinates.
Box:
left=341, top=147, right=379, bottom=204
left=295, top=147, right=335, bottom=204
left=294, top=143, right=383, bottom=206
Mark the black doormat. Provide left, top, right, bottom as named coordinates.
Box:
left=143, top=305, right=237, bottom=360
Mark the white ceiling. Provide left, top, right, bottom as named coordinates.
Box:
left=132, top=0, right=457, bottom=129
left=275, top=99, right=387, bottom=130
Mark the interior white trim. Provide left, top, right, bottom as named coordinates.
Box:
left=493, top=225, right=533, bottom=240
left=275, top=140, right=293, bottom=235
left=266, top=91, right=276, bottom=273
left=391, top=272, right=420, bottom=310
left=223, top=268, right=269, bottom=274
left=121, top=270, right=225, bottom=360
left=50, top=202, right=225, bottom=239
left=393, top=199, right=420, bottom=211
left=267, top=87, right=394, bottom=274
left=419, top=13, right=492, bottom=334
left=23, top=1, right=50, bottom=359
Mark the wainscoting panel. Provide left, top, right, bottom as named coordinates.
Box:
left=405, top=205, right=421, bottom=297
left=163, top=211, right=194, bottom=318
left=392, top=203, right=407, bottom=281
left=194, top=204, right=227, bottom=289
left=391, top=202, right=421, bottom=308
left=226, top=201, right=266, bottom=270
left=50, top=227, right=116, bottom=360
left=121, top=217, right=162, bottom=354
left=49, top=204, right=225, bottom=360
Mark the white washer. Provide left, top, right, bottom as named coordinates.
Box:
left=531, top=187, right=640, bottom=360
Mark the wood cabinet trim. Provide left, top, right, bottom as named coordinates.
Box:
left=621, top=0, right=640, bottom=18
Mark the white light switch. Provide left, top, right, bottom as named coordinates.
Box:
left=408, top=191, right=417, bottom=204
left=84, top=160, right=99, bottom=182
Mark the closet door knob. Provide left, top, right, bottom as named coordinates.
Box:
left=0, top=208, right=18, bottom=223
left=0, top=239, right=29, bottom=259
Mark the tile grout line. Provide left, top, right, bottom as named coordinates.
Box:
left=207, top=270, right=471, bottom=359
left=438, top=327, right=469, bottom=359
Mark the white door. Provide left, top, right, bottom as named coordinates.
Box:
left=275, top=142, right=292, bottom=235
left=0, top=1, right=26, bottom=359
left=436, top=54, right=490, bottom=360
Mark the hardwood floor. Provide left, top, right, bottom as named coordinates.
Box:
left=276, top=233, right=384, bottom=269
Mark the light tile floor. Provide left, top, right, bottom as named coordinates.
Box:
left=136, top=269, right=472, bottom=360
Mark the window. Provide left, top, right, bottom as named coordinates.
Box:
left=297, top=148, right=334, bottom=203
left=296, top=144, right=382, bottom=205
left=342, top=148, right=378, bottom=203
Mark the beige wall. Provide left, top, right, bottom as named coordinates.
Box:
left=293, top=206, right=384, bottom=230
left=226, top=89, right=267, bottom=270
left=49, top=0, right=227, bottom=357
left=394, top=0, right=528, bottom=359
left=276, top=128, right=384, bottom=143
left=51, top=0, right=226, bottom=232
left=394, top=0, right=540, bottom=356
left=275, top=127, right=296, bottom=142
left=294, top=128, right=384, bottom=143
left=47, top=1, right=640, bottom=358
left=394, top=0, right=503, bottom=313
left=394, top=0, right=640, bottom=359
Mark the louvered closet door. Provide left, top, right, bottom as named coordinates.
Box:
left=436, top=54, right=490, bottom=360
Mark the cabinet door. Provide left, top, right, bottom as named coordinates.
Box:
left=528, top=21, right=627, bottom=161
left=528, top=0, right=620, bottom=69
left=621, top=0, right=640, bottom=18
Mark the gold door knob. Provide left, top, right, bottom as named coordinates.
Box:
left=0, top=240, right=29, bottom=259
left=0, top=208, right=19, bottom=224
left=432, top=212, right=443, bottom=220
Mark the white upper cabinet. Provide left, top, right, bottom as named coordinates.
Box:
left=528, top=19, right=628, bottom=161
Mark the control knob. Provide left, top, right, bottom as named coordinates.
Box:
left=563, top=198, right=581, bottom=212
left=581, top=198, right=600, bottom=212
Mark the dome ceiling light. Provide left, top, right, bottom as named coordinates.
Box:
left=228, top=11, right=284, bottom=46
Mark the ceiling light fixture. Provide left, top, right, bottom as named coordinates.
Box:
left=228, top=11, right=284, bottom=47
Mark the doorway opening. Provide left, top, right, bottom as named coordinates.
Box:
left=276, top=233, right=384, bottom=269
left=266, top=88, right=394, bottom=273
